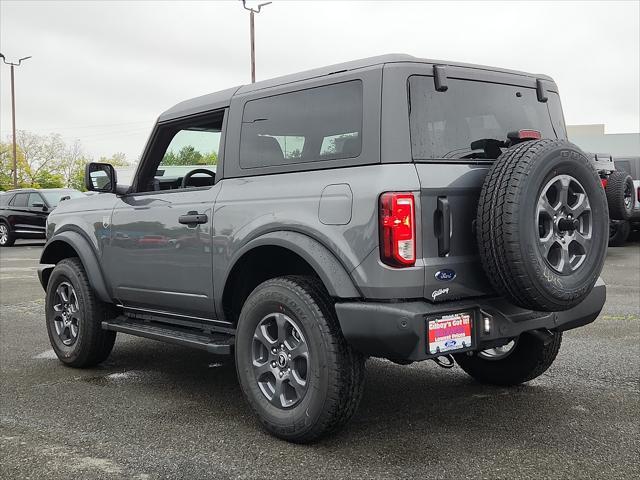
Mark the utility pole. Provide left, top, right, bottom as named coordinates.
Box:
left=1, top=53, right=31, bottom=188
left=241, top=1, right=271, bottom=83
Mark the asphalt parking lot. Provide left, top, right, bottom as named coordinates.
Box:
left=1, top=239, right=638, bottom=480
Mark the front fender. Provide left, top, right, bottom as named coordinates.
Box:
left=39, top=230, right=112, bottom=303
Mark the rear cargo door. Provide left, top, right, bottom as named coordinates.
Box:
left=405, top=69, right=564, bottom=303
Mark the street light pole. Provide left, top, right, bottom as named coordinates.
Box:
left=241, top=1, right=271, bottom=83
left=1, top=53, right=32, bottom=188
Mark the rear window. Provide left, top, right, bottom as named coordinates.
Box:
left=240, top=80, right=363, bottom=169
left=408, top=76, right=560, bottom=160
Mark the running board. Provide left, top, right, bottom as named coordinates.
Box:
left=102, top=317, right=234, bottom=355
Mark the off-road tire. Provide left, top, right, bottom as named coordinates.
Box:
left=609, top=220, right=631, bottom=247
left=605, top=171, right=634, bottom=220
left=0, top=221, right=15, bottom=247
left=45, top=258, right=116, bottom=367
left=454, top=331, right=563, bottom=386
left=477, top=139, right=608, bottom=312
left=235, top=275, right=365, bottom=443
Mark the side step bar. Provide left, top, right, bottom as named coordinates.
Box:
left=102, top=317, right=234, bottom=355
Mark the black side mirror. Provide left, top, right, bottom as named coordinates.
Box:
left=85, top=162, right=117, bottom=193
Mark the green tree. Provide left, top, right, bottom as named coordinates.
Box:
left=34, top=170, right=65, bottom=188
left=16, top=131, right=65, bottom=187
left=161, top=145, right=216, bottom=166
left=98, top=152, right=130, bottom=167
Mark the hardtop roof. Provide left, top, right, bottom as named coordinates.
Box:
left=158, top=54, right=554, bottom=122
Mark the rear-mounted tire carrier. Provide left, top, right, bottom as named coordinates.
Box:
left=476, top=139, right=608, bottom=312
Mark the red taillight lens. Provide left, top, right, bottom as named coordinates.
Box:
left=379, top=192, right=416, bottom=267
left=518, top=129, right=542, bottom=140
left=601, top=178, right=608, bottom=189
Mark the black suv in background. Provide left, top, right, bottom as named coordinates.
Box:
left=0, top=188, right=84, bottom=247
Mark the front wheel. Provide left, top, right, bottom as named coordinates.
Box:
left=235, top=275, right=365, bottom=443
left=453, top=331, right=562, bottom=386
left=45, top=258, right=117, bottom=367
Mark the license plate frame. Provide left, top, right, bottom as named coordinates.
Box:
left=426, top=311, right=474, bottom=356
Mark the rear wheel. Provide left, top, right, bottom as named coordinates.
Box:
left=605, top=171, right=634, bottom=220
left=609, top=220, right=631, bottom=247
left=235, top=275, right=365, bottom=443
left=45, top=258, right=116, bottom=367
left=0, top=222, right=15, bottom=247
left=454, top=331, right=562, bottom=386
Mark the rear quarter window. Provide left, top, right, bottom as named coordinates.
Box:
left=10, top=193, right=28, bottom=207
left=239, top=80, right=363, bottom=169
left=408, top=76, right=559, bottom=160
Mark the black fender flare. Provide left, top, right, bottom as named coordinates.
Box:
left=39, top=230, right=112, bottom=303
left=222, top=231, right=361, bottom=299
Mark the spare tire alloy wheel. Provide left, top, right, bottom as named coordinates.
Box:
left=536, top=174, right=592, bottom=274
left=252, top=312, right=309, bottom=408
left=52, top=281, right=81, bottom=346
left=477, top=139, right=608, bottom=312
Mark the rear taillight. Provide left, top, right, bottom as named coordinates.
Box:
left=601, top=178, right=608, bottom=189
left=379, top=192, right=416, bottom=267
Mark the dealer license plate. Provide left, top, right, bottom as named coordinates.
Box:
left=427, top=312, right=473, bottom=355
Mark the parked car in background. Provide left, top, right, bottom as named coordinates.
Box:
left=0, top=188, right=84, bottom=247
left=609, top=156, right=640, bottom=246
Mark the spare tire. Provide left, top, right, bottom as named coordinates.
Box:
left=605, top=171, right=634, bottom=220
left=477, top=139, right=608, bottom=312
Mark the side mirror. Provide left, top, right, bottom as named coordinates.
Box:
left=31, top=202, right=45, bottom=208
left=85, top=162, right=117, bottom=193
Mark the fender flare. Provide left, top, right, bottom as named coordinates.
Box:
left=39, top=230, right=112, bottom=303
left=224, top=231, right=361, bottom=299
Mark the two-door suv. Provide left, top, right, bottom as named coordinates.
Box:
left=39, top=55, right=608, bottom=442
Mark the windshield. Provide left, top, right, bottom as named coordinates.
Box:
left=409, top=76, right=563, bottom=160
left=40, top=190, right=85, bottom=207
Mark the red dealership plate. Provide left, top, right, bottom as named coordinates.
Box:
left=427, top=312, right=473, bottom=355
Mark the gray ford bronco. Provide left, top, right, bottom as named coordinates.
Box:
left=39, top=54, right=608, bottom=443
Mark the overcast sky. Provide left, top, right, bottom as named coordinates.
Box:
left=1, top=0, right=638, bottom=161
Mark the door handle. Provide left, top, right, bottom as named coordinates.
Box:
left=179, top=211, right=208, bottom=226
left=436, top=197, right=451, bottom=257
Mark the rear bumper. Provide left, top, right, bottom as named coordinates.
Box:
left=335, top=278, right=606, bottom=361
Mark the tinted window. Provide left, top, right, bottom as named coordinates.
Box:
left=28, top=193, right=44, bottom=207
left=240, top=80, right=363, bottom=169
left=0, top=194, right=10, bottom=207
left=409, top=76, right=558, bottom=160
left=10, top=193, right=28, bottom=207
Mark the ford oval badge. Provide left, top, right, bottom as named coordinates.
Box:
left=435, top=269, right=456, bottom=281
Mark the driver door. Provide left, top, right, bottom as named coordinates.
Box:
left=103, top=111, right=223, bottom=321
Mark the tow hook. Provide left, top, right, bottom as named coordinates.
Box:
left=432, top=354, right=455, bottom=369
